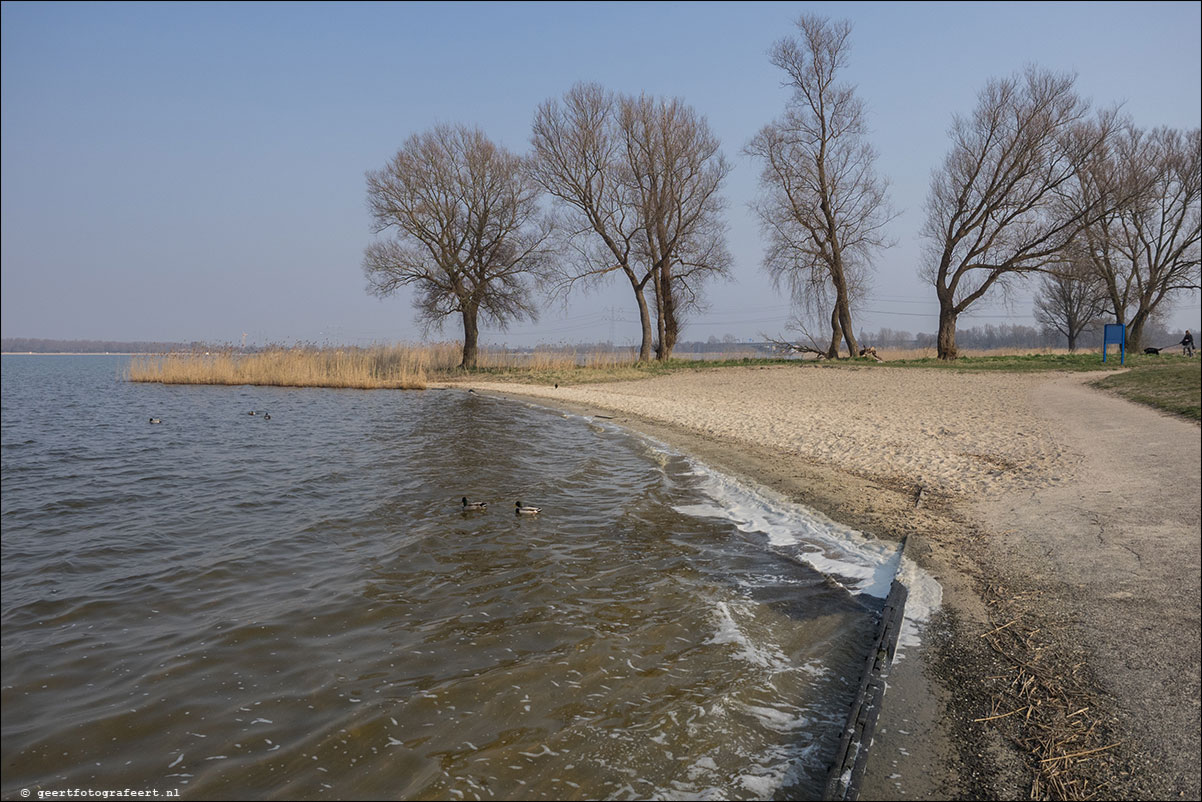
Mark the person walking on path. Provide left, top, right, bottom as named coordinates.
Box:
left=1181, top=330, right=1194, bottom=357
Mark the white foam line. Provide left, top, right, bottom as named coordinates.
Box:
left=495, top=393, right=941, bottom=640
left=670, top=452, right=899, bottom=597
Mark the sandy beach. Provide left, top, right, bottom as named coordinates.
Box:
left=453, top=365, right=1201, bottom=800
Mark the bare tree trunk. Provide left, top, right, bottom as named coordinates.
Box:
left=633, top=286, right=654, bottom=362
left=834, top=280, right=859, bottom=356
left=660, top=262, right=678, bottom=360
left=1076, top=127, right=1200, bottom=355
left=460, top=304, right=479, bottom=369
left=652, top=273, right=667, bottom=361
left=921, top=68, right=1119, bottom=361
left=937, top=306, right=958, bottom=360
left=1128, top=310, right=1149, bottom=352
left=826, top=305, right=841, bottom=359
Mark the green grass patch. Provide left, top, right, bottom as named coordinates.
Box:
left=1090, top=359, right=1201, bottom=422
left=863, top=352, right=1144, bottom=372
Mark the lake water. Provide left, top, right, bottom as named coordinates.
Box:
left=1, top=355, right=903, bottom=800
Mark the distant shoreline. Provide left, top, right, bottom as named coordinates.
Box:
left=2, top=352, right=153, bottom=356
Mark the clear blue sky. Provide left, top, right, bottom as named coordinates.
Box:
left=3, top=1, right=1199, bottom=346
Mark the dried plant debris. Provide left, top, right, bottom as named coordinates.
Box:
left=976, top=584, right=1120, bottom=801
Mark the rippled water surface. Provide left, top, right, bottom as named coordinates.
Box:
left=2, top=356, right=888, bottom=800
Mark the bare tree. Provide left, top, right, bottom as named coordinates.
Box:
left=922, top=67, right=1119, bottom=360
left=747, top=14, right=893, bottom=359
left=621, top=94, right=732, bottom=359
left=1033, top=252, right=1109, bottom=350
left=1075, top=126, right=1201, bottom=350
left=530, top=84, right=731, bottom=361
left=530, top=84, right=656, bottom=360
left=363, top=124, right=553, bottom=369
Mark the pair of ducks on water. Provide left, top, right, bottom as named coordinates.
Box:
left=149, top=410, right=270, bottom=424
left=462, top=497, right=542, bottom=515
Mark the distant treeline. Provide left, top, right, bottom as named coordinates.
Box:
left=1, top=338, right=215, bottom=354
left=4, top=321, right=1183, bottom=356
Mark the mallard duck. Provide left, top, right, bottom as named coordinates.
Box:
left=248, top=410, right=257, bottom=415
left=149, top=417, right=162, bottom=424
left=515, top=501, right=541, bottom=515
left=461, top=497, right=487, bottom=511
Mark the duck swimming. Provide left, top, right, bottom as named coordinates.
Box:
left=149, top=418, right=162, bottom=424
left=515, top=501, right=541, bottom=515
left=461, top=497, right=487, bottom=511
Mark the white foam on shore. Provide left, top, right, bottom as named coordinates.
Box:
left=654, top=438, right=942, bottom=652
left=502, top=393, right=942, bottom=647
left=672, top=455, right=899, bottom=598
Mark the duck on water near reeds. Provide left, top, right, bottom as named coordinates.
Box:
left=515, top=501, right=541, bottom=515
left=461, top=497, right=487, bottom=511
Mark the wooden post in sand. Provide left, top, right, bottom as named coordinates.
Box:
left=822, top=537, right=910, bottom=801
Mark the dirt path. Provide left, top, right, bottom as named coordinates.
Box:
left=972, top=374, right=1201, bottom=799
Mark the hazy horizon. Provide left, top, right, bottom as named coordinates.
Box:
left=3, top=1, right=1199, bottom=347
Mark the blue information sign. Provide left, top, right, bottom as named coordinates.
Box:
left=1103, top=324, right=1126, bottom=365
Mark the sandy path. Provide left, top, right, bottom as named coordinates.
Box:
left=974, top=374, right=1201, bottom=799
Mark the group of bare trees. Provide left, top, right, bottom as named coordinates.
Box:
left=363, top=89, right=731, bottom=368
left=928, top=70, right=1200, bottom=357
left=363, top=14, right=1199, bottom=366
left=1049, top=126, right=1202, bottom=351
left=530, top=84, right=732, bottom=362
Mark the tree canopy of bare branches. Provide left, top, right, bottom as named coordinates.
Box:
left=530, top=83, right=731, bottom=361
left=1033, top=251, right=1109, bottom=351
left=1073, top=126, right=1201, bottom=350
left=922, top=67, right=1120, bottom=360
left=747, top=14, right=893, bottom=359
left=363, top=124, right=553, bottom=369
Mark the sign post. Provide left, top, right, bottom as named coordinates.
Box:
left=1103, top=324, right=1126, bottom=365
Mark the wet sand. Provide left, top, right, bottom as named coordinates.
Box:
left=450, top=365, right=1201, bottom=800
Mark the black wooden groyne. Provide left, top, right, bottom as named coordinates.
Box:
left=821, top=536, right=911, bottom=801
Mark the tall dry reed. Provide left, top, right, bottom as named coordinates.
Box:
left=127, top=345, right=431, bottom=389
left=125, top=343, right=644, bottom=389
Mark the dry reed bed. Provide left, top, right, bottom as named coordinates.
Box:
left=127, top=346, right=436, bottom=389
left=125, top=344, right=640, bottom=389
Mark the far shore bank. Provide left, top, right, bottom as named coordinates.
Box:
left=444, top=366, right=1201, bottom=800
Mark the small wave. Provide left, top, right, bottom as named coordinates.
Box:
left=705, top=600, right=790, bottom=672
